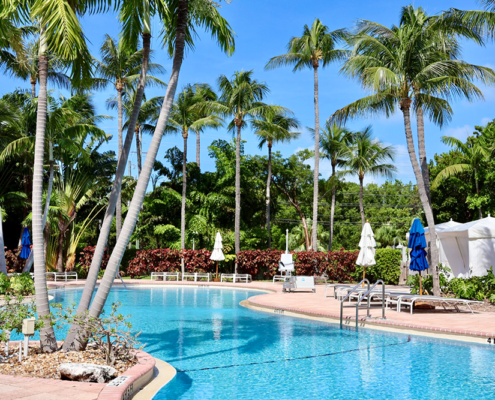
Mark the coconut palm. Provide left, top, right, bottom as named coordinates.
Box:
left=94, top=34, right=165, bottom=240
left=432, top=135, right=493, bottom=219
left=166, top=85, right=223, bottom=254
left=192, top=84, right=218, bottom=168
left=208, top=70, right=282, bottom=267
left=265, top=19, right=348, bottom=251
left=317, top=121, right=353, bottom=250
left=343, top=127, right=396, bottom=227
left=76, top=0, right=235, bottom=352
left=332, top=10, right=495, bottom=295
left=252, top=110, right=300, bottom=248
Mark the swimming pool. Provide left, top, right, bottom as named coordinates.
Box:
left=45, top=286, right=495, bottom=399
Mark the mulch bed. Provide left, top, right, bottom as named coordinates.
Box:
left=0, top=344, right=136, bottom=380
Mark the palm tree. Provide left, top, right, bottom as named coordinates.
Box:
left=332, top=11, right=495, bottom=295
left=76, top=0, right=235, bottom=352
left=265, top=19, right=348, bottom=251
left=432, top=135, right=492, bottom=219
left=95, top=34, right=165, bottom=240
left=209, top=70, right=281, bottom=267
left=343, top=127, right=396, bottom=227
left=192, top=84, right=218, bottom=169
left=12, top=0, right=110, bottom=353
left=252, top=110, right=300, bottom=248
left=166, top=85, right=223, bottom=255
left=318, top=121, right=353, bottom=250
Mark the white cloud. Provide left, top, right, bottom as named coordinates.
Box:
left=444, top=125, right=472, bottom=142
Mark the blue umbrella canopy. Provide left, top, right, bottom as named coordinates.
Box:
left=408, top=219, right=429, bottom=272
left=19, top=227, right=31, bottom=259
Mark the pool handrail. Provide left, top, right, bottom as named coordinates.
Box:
left=340, top=279, right=370, bottom=329
left=356, top=279, right=386, bottom=323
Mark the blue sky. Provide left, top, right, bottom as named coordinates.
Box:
left=4, top=0, right=495, bottom=185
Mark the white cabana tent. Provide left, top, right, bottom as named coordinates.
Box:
left=428, top=216, right=495, bottom=278
left=424, top=219, right=462, bottom=277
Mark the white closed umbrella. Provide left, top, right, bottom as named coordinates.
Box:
left=210, top=232, right=225, bottom=280
left=356, top=221, right=376, bottom=284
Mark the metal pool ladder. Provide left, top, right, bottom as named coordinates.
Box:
left=339, top=279, right=386, bottom=329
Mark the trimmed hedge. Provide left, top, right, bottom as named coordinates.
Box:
left=353, top=249, right=402, bottom=285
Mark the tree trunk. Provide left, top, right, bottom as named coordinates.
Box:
left=136, top=127, right=142, bottom=176
left=312, top=66, right=320, bottom=251
left=24, top=143, right=54, bottom=273
left=401, top=98, right=440, bottom=296
left=31, top=80, right=36, bottom=99
left=116, top=88, right=123, bottom=241
left=266, top=143, right=272, bottom=248
left=181, top=131, right=187, bottom=251
left=359, top=174, right=365, bottom=228
left=56, top=227, right=65, bottom=272
left=0, top=206, right=7, bottom=274
left=328, top=163, right=336, bottom=251
left=63, top=33, right=152, bottom=351
left=85, top=0, right=188, bottom=334
left=234, top=123, right=241, bottom=272
left=33, top=40, right=57, bottom=352
left=415, top=95, right=431, bottom=204
left=475, top=173, right=482, bottom=219
left=196, top=130, right=200, bottom=169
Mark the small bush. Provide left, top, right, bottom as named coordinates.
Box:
left=446, top=267, right=495, bottom=302
left=353, top=249, right=402, bottom=285
left=0, top=273, right=34, bottom=296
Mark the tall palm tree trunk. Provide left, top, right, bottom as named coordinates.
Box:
left=401, top=98, right=440, bottom=296
left=312, top=65, right=320, bottom=251
left=475, top=173, right=482, bottom=219
left=136, top=127, right=142, bottom=175
left=359, top=174, right=365, bottom=228
left=116, top=88, right=123, bottom=240
left=23, top=143, right=55, bottom=273
left=181, top=131, right=188, bottom=250
left=85, top=0, right=189, bottom=332
left=63, top=33, right=152, bottom=351
left=56, top=226, right=65, bottom=272
left=234, top=123, right=241, bottom=272
left=0, top=206, right=7, bottom=274
left=415, top=101, right=431, bottom=203
left=266, top=143, right=272, bottom=248
left=30, top=78, right=36, bottom=99
left=33, top=40, right=57, bottom=352
left=196, top=130, right=200, bottom=168
left=328, top=164, right=336, bottom=251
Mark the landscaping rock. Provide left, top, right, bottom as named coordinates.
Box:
left=59, top=363, right=117, bottom=383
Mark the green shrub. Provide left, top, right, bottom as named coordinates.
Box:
left=447, top=267, right=495, bottom=302
left=353, top=249, right=401, bottom=285
left=10, top=273, right=35, bottom=296
left=0, top=273, right=11, bottom=295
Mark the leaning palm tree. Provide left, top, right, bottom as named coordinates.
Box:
left=265, top=19, right=348, bottom=251
left=432, top=135, right=492, bottom=219
left=252, top=110, right=300, bottom=248
left=208, top=70, right=282, bottom=267
left=332, top=11, right=495, bottom=295
left=317, top=121, right=353, bottom=250
left=343, top=127, right=396, bottom=227
left=95, top=34, right=165, bottom=240
left=67, top=0, right=235, bottom=352
left=166, top=85, right=223, bottom=254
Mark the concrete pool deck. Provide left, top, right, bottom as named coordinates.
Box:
left=2, top=278, right=495, bottom=399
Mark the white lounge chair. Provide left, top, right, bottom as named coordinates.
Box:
left=45, top=271, right=78, bottom=282
left=273, top=253, right=295, bottom=283
left=151, top=272, right=180, bottom=281
left=221, top=273, right=252, bottom=283
left=182, top=272, right=211, bottom=282
left=395, top=294, right=482, bottom=314
left=282, top=276, right=316, bottom=293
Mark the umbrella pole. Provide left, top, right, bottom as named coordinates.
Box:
left=362, top=267, right=366, bottom=287
left=216, top=261, right=218, bottom=279
left=419, top=273, right=423, bottom=296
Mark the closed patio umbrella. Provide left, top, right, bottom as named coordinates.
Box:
left=210, top=231, right=225, bottom=281
left=408, top=218, right=429, bottom=295
left=356, top=221, right=376, bottom=284
left=19, top=227, right=31, bottom=259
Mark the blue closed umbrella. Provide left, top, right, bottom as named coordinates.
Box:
left=408, top=219, right=429, bottom=295
left=19, top=227, right=31, bottom=259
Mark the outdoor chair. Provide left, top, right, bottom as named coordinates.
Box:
left=282, top=276, right=316, bottom=293
left=273, top=253, right=295, bottom=283
left=221, top=273, right=252, bottom=283
left=395, top=294, right=482, bottom=314
left=151, top=272, right=180, bottom=281
left=45, top=271, right=78, bottom=282
left=182, top=272, right=211, bottom=282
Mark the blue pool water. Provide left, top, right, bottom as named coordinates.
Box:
left=38, top=287, right=495, bottom=399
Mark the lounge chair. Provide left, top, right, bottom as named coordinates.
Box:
left=282, top=276, right=316, bottom=293
left=273, top=253, right=294, bottom=283
left=182, top=272, right=211, bottom=282
left=221, top=273, right=252, bottom=283
left=45, top=271, right=78, bottom=282
left=394, top=294, right=482, bottom=314
left=151, top=272, right=180, bottom=281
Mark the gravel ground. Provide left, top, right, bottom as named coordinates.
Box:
left=0, top=345, right=136, bottom=379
